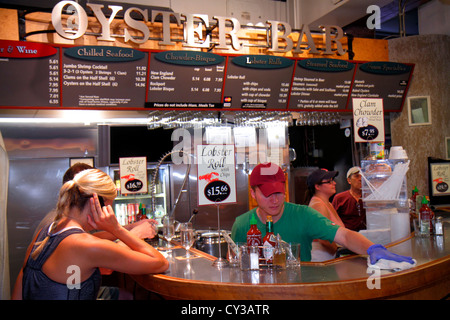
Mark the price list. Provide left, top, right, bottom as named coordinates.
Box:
left=222, top=55, right=294, bottom=109
left=61, top=47, right=148, bottom=108
left=288, top=58, right=354, bottom=110
left=146, top=51, right=225, bottom=108
left=351, top=62, right=412, bottom=112
left=0, top=48, right=60, bottom=107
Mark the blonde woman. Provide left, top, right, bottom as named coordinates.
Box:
left=12, top=169, right=168, bottom=300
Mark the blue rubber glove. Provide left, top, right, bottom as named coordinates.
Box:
left=367, top=244, right=414, bottom=265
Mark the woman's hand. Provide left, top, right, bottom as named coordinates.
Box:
left=128, top=219, right=158, bottom=239
left=88, top=193, right=121, bottom=234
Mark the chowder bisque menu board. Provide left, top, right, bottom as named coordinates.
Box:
left=61, top=46, right=148, bottom=107
left=146, top=51, right=226, bottom=108
left=0, top=40, right=59, bottom=107
left=288, top=58, right=354, bottom=110
left=222, top=55, right=294, bottom=109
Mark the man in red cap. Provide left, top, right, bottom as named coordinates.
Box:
left=231, top=162, right=414, bottom=264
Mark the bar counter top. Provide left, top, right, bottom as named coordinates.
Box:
left=132, top=219, right=450, bottom=300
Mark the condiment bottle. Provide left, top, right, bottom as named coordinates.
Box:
left=247, top=213, right=262, bottom=247
left=273, top=234, right=286, bottom=269
left=419, top=196, right=432, bottom=237
left=435, top=217, right=443, bottom=236
left=262, top=215, right=276, bottom=264
left=410, top=186, right=418, bottom=219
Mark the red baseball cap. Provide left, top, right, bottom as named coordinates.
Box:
left=250, top=163, right=285, bottom=197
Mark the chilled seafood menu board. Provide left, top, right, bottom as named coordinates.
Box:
left=61, top=46, right=148, bottom=108
left=0, top=40, right=414, bottom=112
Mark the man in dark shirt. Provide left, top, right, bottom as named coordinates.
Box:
left=332, top=166, right=367, bottom=231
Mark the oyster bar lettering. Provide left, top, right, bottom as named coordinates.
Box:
left=52, top=1, right=346, bottom=55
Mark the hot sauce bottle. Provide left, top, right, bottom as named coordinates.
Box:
left=410, top=186, right=418, bottom=219
left=247, top=213, right=262, bottom=247
left=262, top=215, right=276, bottom=264
left=419, top=196, right=433, bottom=236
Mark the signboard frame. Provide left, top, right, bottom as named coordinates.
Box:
left=0, top=40, right=415, bottom=113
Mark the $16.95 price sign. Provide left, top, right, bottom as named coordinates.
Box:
left=197, top=145, right=237, bottom=206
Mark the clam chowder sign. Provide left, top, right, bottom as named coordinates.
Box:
left=52, top=1, right=346, bottom=55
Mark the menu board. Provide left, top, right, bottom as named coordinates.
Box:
left=61, top=46, right=148, bottom=108
left=288, top=58, right=354, bottom=110
left=0, top=41, right=415, bottom=112
left=222, top=55, right=294, bottom=109
left=146, top=51, right=225, bottom=108
left=0, top=40, right=59, bottom=107
left=351, top=62, right=413, bottom=112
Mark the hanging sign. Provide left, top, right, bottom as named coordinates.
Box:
left=430, top=163, right=450, bottom=197
left=197, top=145, right=236, bottom=206
left=119, top=157, right=147, bottom=194
left=352, top=98, right=385, bottom=143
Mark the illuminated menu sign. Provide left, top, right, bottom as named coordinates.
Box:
left=0, top=40, right=59, bottom=107
left=351, top=62, right=413, bottom=112
left=288, top=58, right=354, bottom=110
left=61, top=46, right=147, bottom=107
left=0, top=41, right=414, bottom=112
left=146, top=51, right=225, bottom=108
left=222, top=55, right=294, bottom=109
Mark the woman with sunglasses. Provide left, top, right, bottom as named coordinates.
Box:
left=306, top=169, right=345, bottom=261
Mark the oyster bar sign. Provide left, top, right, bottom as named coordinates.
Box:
left=52, top=1, right=346, bottom=55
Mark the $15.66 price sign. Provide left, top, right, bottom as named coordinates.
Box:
left=204, top=180, right=231, bottom=202
left=197, top=144, right=237, bottom=206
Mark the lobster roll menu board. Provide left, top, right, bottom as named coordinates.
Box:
left=222, top=55, right=294, bottom=109
left=0, top=40, right=414, bottom=112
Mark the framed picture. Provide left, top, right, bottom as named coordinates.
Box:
left=446, top=137, right=450, bottom=160
left=408, top=96, right=431, bottom=126
left=69, top=157, right=95, bottom=167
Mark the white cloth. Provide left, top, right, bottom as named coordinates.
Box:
left=310, top=241, right=336, bottom=262
left=367, top=257, right=417, bottom=272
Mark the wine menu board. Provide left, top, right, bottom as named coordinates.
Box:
left=351, top=62, right=413, bottom=112
left=146, top=51, right=226, bottom=108
left=288, top=58, right=354, bottom=110
left=0, top=40, right=60, bottom=107
left=0, top=40, right=414, bottom=112
left=222, top=55, right=294, bottom=109
left=61, top=46, right=147, bottom=107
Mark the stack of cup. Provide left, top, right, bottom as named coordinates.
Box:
left=389, top=146, right=408, bottom=160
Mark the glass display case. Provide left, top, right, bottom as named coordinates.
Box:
left=360, top=159, right=410, bottom=244
left=109, top=164, right=171, bottom=226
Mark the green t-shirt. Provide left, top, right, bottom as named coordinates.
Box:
left=231, top=202, right=340, bottom=262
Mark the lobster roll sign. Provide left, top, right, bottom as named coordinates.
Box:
left=119, top=157, right=148, bottom=195
left=197, top=145, right=237, bottom=206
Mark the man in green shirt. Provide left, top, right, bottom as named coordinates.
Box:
left=231, top=162, right=414, bottom=263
